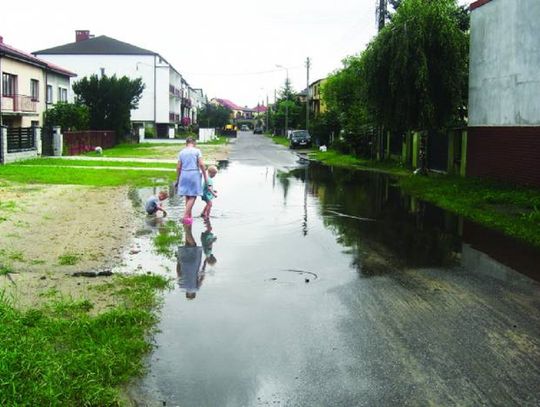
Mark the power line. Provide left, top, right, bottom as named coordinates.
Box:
left=183, top=66, right=303, bottom=77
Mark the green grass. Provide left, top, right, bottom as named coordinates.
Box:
left=153, top=220, right=183, bottom=257
left=84, top=143, right=183, bottom=158
left=398, top=174, right=540, bottom=247
left=0, top=164, right=175, bottom=187
left=58, top=253, right=80, bottom=266
left=18, top=158, right=175, bottom=170
left=0, top=274, right=169, bottom=406
left=311, top=148, right=540, bottom=247
left=265, top=134, right=290, bottom=147
left=0, top=264, right=14, bottom=276
left=311, top=150, right=410, bottom=176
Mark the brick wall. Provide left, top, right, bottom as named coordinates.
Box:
left=467, top=126, right=540, bottom=187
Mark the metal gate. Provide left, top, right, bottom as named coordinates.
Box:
left=42, top=129, right=54, bottom=156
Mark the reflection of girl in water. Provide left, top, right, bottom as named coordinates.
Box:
left=176, top=224, right=204, bottom=300
left=201, top=219, right=217, bottom=271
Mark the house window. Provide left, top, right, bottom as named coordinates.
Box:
left=46, top=85, right=53, bottom=104
left=31, top=79, right=39, bottom=101
left=2, top=73, right=16, bottom=97
left=58, top=87, right=68, bottom=103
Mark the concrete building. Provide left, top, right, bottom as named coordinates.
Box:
left=34, top=31, right=204, bottom=138
left=467, top=0, right=540, bottom=186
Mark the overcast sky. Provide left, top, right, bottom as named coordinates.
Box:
left=2, top=0, right=470, bottom=107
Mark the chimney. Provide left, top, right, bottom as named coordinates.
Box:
left=75, top=30, right=91, bottom=42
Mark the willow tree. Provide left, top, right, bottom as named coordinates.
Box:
left=363, top=0, right=469, bottom=170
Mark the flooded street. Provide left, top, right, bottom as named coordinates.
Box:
left=131, top=133, right=540, bottom=407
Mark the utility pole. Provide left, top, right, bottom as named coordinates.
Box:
left=305, top=57, right=310, bottom=131
left=266, top=95, right=269, bottom=132
left=377, top=0, right=387, bottom=31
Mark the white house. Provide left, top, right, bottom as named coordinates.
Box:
left=34, top=30, right=204, bottom=138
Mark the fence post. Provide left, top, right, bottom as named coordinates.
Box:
left=53, top=126, right=63, bottom=156
left=34, top=127, right=42, bottom=156
left=0, top=126, right=7, bottom=164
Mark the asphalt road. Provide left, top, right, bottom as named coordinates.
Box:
left=131, top=132, right=540, bottom=407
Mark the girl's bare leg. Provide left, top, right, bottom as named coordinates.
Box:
left=184, top=196, right=196, bottom=219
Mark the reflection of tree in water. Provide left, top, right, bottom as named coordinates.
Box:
left=287, top=164, right=461, bottom=276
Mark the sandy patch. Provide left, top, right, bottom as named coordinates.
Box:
left=0, top=183, right=135, bottom=310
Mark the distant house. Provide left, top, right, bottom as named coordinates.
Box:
left=211, top=98, right=267, bottom=124
left=0, top=35, right=75, bottom=128
left=308, top=78, right=327, bottom=118
left=467, top=0, right=540, bottom=186
left=34, top=31, right=205, bottom=138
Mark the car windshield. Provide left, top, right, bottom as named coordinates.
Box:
left=292, top=131, right=309, bottom=139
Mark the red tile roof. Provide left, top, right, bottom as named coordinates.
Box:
left=253, top=105, right=268, bottom=113
left=215, top=98, right=243, bottom=110
left=0, top=38, right=76, bottom=77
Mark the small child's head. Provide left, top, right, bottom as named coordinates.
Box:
left=206, top=254, right=217, bottom=266
left=207, top=165, right=218, bottom=178
left=158, top=190, right=169, bottom=201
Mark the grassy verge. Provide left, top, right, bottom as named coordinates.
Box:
left=312, top=149, right=540, bottom=247
left=84, top=141, right=227, bottom=159
left=311, top=150, right=410, bottom=176
left=0, top=164, right=174, bottom=186
left=0, top=274, right=169, bottom=406
left=265, top=133, right=290, bottom=147
left=18, top=158, right=175, bottom=169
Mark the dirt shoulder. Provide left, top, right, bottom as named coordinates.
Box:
left=0, top=182, right=135, bottom=311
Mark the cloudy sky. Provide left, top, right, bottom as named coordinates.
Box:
left=2, top=0, right=470, bottom=107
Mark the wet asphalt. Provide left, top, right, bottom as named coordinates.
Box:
left=130, top=132, right=540, bottom=407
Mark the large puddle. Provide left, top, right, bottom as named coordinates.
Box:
left=126, top=161, right=540, bottom=406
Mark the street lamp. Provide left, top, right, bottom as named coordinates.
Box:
left=276, top=64, right=289, bottom=137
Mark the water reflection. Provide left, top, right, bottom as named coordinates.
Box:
left=177, top=224, right=205, bottom=300
left=201, top=219, right=218, bottom=271
left=284, top=163, right=540, bottom=280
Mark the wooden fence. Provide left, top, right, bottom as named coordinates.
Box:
left=64, top=131, right=115, bottom=155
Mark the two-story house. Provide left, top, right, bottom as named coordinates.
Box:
left=34, top=31, right=203, bottom=138
left=0, top=35, right=75, bottom=129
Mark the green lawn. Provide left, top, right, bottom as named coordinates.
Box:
left=0, top=163, right=174, bottom=186
left=84, top=140, right=228, bottom=160
left=18, top=158, right=175, bottom=169
left=265, top=134, right=290, bottom=147
left=0, top=274, right=169, bottom=406
left=312, top=149, right=540, bottom=247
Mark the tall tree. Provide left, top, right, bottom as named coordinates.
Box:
left=73, top=74, right=144, bottom=139
left=198, top=103, right=231, bottom=128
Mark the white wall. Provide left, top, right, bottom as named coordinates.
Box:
left=155, top=63, right=170, bottom=124
left=34, top=54, right=156, bottom=122
left=46, top=72, right=73, bottom=104
left=469, top=0, right=540, bottom=126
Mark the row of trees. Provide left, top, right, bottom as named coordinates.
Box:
left=318, top=0, right=469, bottom=163
left=44, top=75, right=144, bottom=141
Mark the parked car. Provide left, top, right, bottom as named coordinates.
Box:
left=254, top=126, right=263, bottom=134
left=240, top=125, right=250, bottom=131
left=289, top=130, right=312, bottom=149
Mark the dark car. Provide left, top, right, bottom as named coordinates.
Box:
left=289, top=130, right=311, bottom=149
left=254, top=126, right=263, bottom=134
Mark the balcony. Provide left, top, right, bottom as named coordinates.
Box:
left=1, top=95, right=37, bottom=114
left=169, top=113, right=180, bottom=123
